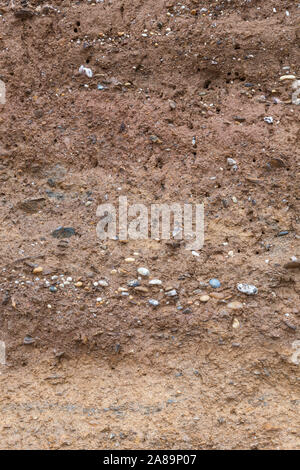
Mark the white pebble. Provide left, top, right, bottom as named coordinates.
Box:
left=165, top=289, right=177, bottom=297
left=149, top=279, right=162, bottom=285
left=79, top=65, right=93, bottom=78
left=137, top=267, right=150, bottom=277
left=237, top=283, right=258, bottom=295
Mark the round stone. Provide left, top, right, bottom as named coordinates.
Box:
left=33, top=267, right=43, bottom=274
left=237, top=283, right=258, bottom=295
left=149, top=279, right=162, bottom=285
left=209, top=278, right=221, bottom=289
left=137, top=267, right=150, bottom=277
left=128, top=279, right=140, bottom=287
left=200, top=295, right=210, bottom=302
left=228, top=301, right=243, bottom=310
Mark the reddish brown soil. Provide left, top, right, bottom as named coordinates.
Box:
left=0, top=0, right=299, bottom=449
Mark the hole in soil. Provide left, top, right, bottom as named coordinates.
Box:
left=74, top=28, right=78, bottom=33
left=76, top=21, right=81, bottom=27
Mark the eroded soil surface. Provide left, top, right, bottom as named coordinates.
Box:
left=0, top=0, right=299, bottom=449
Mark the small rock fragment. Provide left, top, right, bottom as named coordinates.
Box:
left=52, top=227, right=76, bottom=239
left=210, top=292, right=225, bottom=300
left=264, top=116, right=274, bottom=124
left=228, top=301, right=243, bottom=310
left=33, top=267, right=43, bottom=274
left=227, top=158, right=237, bottom=166
left=24, top=335, right=35, bottom=345
left=128, top=280, right=141, bottom=287
left=209, top=279, right=221, bottom=289
left=182, top=308, right=192, bottom=314
left=79, top=65, right=93, bottom=78
left=280, top=75, right=296, bottom=81
left=284, top=261, right=300, bottom=270
left=277, top=230, right=289, bottom=237
left=149, top=279, right=162, bottom=286
left=14, top=10, right=34, bottom=19
left=134, top=286, right=149, bottom=293
left=137, top=267, right=150, bottom=277
left=165, top=289, right=177, bottom=297
left=237, top=283, right=258, bottom=295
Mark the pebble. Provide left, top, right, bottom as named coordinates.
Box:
left=165, top=289, right=177, bottom=297
left=182, top=308, right=192, bottom=314
left=148, top=299, right=160, bottom=307
left=200, top=295, right=210, bottom=302
left=79, top=65, right=93, bottom=78
left=279, top=74, right=296, bottom=81
left=284, top=261, right=300, bottom=270
left=228, top=301, right=243, bottom=310
left=277, top=230, right=289, bottom=237
left=52, top=227, right=76, bottom=239
left=75, top=281, right=83, bottom=287
left=209, top=279, right=221, bottom=289
left=227, top=158, right=237, bottom=166
left=49, top=286, right=57, bottom=293
left=23, top=335, right=35, bottom=345
left=264, top=116, right=273, bottom=124
left=33, top=267, right=43, bottom=274
left=134, top=286, right=149, bottom=293
left=232, top=318, right=240, bottom=329
left=137, top=267, right=150, bottom=277
left=125, top=258, right=135, bottom=263
left=149, top=279, right=162, bottom=286
left=210, top=292, right=225, bottom=300
left=98, top=280, right=109, bottom=287
left=127, top=280, right=141, bottom=287
left=237, top=283, right=258, bottom=295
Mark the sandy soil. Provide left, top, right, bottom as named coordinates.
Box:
left=0, top=0, right=299, bottom=449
